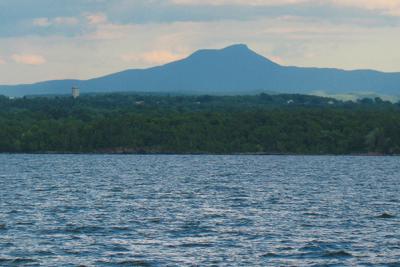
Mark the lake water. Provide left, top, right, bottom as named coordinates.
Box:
left=0, top=155, right=399, bottom=266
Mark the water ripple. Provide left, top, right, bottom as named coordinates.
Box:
left=0, top=154, right=399, bottom=266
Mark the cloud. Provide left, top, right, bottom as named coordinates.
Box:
left=0, top=57, right=5, bottom=64
left=33, top=18, right=51, bottom=27
left=121, top=50, right=186, bottom=65
left=33, top=17, right=79, bottom=27
left=269, top=55, right=285, bottom=65
left=171, top=0, right=308, bottom=5
left=85, top=23, right=129, bottom=40
left=86, top=13, right=108, bottom=25
left=12, top=54, right=46, bottom=65
left=1, top=0, right=398, bottom=41
left=53, top=17, right=80, bottom=26
left=172, top=0, right=400, bottom=16
left=331, top=0, right=400, bottom=16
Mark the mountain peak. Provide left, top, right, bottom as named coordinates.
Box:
left=222, top=44, right=249, bottom=51
left=186, top=43, right=279, bottom=67
left=189, top=44, right=251, bottom=57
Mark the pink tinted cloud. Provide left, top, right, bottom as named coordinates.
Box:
left=269, top=55, right=285, bottom=65
left=86, top=13, right=108, bottom=25
left=172, top=0, right=400, bottom=16
left=121, top=51, right=186, bottom=65
left=53, top=17, right=79, bottom=26
left=331, top=0, right=400, bottom=16
left=12, top=54, right=46, bottom=65
left=171, top=0, right=309, bottom=5
left=0, top=55, right=6, bottom=64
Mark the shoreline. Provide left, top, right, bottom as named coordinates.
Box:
left=0, top=151, right=398, bottom=156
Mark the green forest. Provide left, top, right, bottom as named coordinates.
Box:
left=1, top=93, right=400, bottom=154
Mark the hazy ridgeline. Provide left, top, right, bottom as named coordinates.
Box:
left=1, top=93, right=400, bottom=154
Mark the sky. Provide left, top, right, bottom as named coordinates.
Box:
left=1, top=0, right=400, bottom=84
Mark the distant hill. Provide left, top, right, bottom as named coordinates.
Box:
left=1, top=44, right=400, bottom=97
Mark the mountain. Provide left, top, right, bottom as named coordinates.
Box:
left=1, top=44, right=400, bottom=97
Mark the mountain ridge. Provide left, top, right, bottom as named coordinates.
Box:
left=1, top=44, right=399, bottom=97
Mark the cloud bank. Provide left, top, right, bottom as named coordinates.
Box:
left=12, top=54, right=46, bottom=65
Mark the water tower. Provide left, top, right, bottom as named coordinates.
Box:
left=72, top=86, right=80, bottom=98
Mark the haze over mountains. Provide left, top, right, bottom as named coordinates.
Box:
left=1, top=44, right=399, bottom=97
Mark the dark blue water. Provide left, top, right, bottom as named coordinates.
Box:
left=0, top=155, right=399, bottom=266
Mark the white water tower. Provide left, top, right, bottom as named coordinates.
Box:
left=72, top=86, right=80, bottom=98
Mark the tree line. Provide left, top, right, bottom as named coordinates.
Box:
left=1, top=93, right=399, bottom=154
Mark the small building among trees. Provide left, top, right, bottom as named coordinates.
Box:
left=72, top=87, right=80, bottom=98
